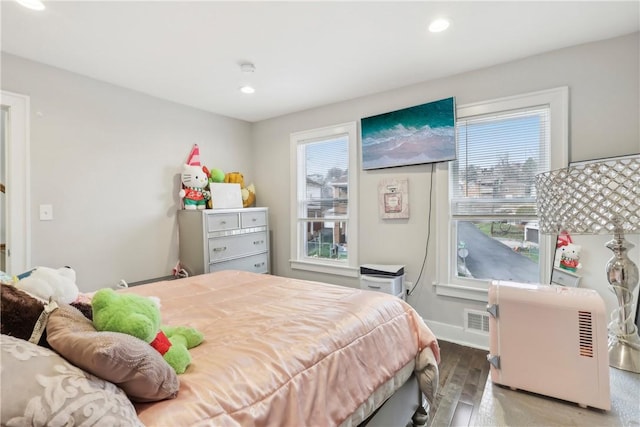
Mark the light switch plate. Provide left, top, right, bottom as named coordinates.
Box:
left=39, top=204, right=53, bottom=221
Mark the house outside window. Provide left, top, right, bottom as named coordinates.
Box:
left=436, top=88, right=568, bottom=301
left=290, top=122, right=358, bottom=277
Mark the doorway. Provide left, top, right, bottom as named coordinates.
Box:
left=1, top=107, right=6, bottom=271
left=1, top=91, right=30, bottom=275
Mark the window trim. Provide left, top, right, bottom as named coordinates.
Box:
left=289, top=121, right=359, bottom=277
left=435, top=87, right=569, bottom=301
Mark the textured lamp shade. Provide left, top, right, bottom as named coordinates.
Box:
left=535, top=157, right=640, bottom=235
left=535, top=154, right=640, bottom=374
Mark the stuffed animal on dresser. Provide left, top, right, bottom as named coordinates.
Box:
left=558, top=243, right=582, bottom=272
left=179, top=163, right=211, bottom=210
left=179, top=144, right=211, bottom=210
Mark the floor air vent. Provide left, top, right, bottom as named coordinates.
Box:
left=465, top=309, right=489, bottom=334
left=578, top=310, right=594, bottom=357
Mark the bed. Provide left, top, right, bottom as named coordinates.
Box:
left=0, top=270, right=440, bottom=427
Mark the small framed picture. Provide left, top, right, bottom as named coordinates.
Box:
left=378, top=178, right=409, bottom=219
left=384, top=192, right=403, bottom=213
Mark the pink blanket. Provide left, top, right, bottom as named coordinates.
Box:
left=125, top=271, right=439, bottom=426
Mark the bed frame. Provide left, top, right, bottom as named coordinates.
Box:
left=363, top=374, right=429, bottom=427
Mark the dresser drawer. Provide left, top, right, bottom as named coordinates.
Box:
left=241, top=210, right=267, bottom=228
left=206, top=213, right=239, bottom=232
left=208, top=231, right=268, bottom=262
left=208, top=253, right=269, bottom=274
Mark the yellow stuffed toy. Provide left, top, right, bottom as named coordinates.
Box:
left=224, top=172, right=256, bottom=208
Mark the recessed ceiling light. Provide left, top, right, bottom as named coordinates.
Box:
left=15, top=0, right=45, bottom=10
left=240, top=85, right=255, bottom=95
left=428, top=18, right=450, bottom=33
left=239, top=62, right=256, bottom=94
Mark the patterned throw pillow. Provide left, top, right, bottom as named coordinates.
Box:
left=46, top=304, right=179, bottom=402
left=0, top=334, right=142, bottom=427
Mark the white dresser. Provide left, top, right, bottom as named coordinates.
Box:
left=177, top=208, right=269, bottom=275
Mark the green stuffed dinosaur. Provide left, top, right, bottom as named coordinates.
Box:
left=92, top=288, right=203, bottom=374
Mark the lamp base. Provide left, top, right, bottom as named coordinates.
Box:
left=605, top=231, right=640, bottom=374
left=608, top=334, right=640, bottom=374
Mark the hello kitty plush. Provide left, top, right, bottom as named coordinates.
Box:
left=179, top=164, right=210, bottom=210
left=558, top=243, right=582, bottom=272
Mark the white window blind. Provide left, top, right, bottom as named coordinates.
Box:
left=298, top=137, right=349, bottom=223
left=450, top=106, right=551, bottom=219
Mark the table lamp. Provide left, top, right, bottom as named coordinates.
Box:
left=535, top=155, right=640, bottom=373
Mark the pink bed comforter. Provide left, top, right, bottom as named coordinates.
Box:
left=125, top=270, right=439, bottom=426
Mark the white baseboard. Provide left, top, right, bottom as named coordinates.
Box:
left=424, top=319, right=489, bottom=351
left=127, top=275, right=175, bottom=287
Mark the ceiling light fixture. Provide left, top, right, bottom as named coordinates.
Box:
left=15, top=0, right=45, bottom=10
left=428, top=18, right=450, bottom=33
left=239, top=62, right=256, bottom=94
left=240, top=63, right=256, bottom=73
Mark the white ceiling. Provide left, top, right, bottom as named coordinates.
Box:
left=2, top=1, right=638, bottom=122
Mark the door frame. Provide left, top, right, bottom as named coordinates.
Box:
left=1, top=90, right=31, bottom=274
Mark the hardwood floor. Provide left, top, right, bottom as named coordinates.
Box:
left=428, top=341, right=489, bottom=427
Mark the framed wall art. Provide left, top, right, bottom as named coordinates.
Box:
left=378, top=178, right=409, bottom=219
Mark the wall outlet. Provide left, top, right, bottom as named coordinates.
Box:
left=404, top=281, right=413, bottom=294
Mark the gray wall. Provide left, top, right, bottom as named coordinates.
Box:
left=252, top=32, right=640, bottom=345
left=1, top=33, right=638, bottom=345
left=1, top=53, right=253, bottom=290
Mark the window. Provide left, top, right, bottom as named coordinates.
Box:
left=290, top=122, right=358, bottom=277
left=436, top=88, right=568, bottom=301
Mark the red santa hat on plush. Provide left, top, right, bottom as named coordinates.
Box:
left=186, top=144, right=201, bottom=166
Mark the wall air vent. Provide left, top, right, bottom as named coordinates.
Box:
left=578, top=310, right=594, bottom=358
left=465, top=309, right=489, bottom=334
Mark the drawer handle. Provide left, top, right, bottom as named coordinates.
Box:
left=252, top=218, right=257, bottom=222
left=254, top=262, right=265, bottom=268
left=253, top=240, right=264, bottom=245
left=367, top=285, right=381, bottom=289
left=220, top=221, right=226, bottom=225
left=213, top=247, right=227, bottom=252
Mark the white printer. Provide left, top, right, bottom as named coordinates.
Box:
left=359, top=264, right=405, bottom=300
